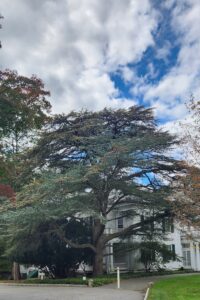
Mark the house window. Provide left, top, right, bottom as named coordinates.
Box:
left=117, top=217, right=124, bottom=229
left=172, top=244, right=176, bottom=260
left=166, top=244, right=176, bottom=261
left=182, top=243, right=190, bottom=249
left=140, top=215, right=154, bottom=231
left=183, top=250, right=191, bottom=267
left=162, top=218, right=174, bottom=233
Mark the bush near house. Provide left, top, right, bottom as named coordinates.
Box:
left=0, top=269, right=195, bottom=287
left=22, top=277, right=116, bottom=287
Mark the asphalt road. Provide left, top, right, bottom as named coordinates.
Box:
left=0, top=285, right=143, bottom=300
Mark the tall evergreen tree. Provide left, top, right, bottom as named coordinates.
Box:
left=15, top=106, right=180, bottom=275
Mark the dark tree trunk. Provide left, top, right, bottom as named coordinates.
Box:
left=12, top=262, right=21, bottom=280
left=92, top=218, right=105, bottom=276
left=93, top=247, right=104, bottom=276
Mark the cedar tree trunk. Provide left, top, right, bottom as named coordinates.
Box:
left=92, top=219, right=105, bottom=275
left=12, top=262, right=21, bottom=280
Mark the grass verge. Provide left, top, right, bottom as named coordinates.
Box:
left=148, top=275, right=200, bottom=300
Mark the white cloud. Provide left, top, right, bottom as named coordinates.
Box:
left=140, top=0, right=200, bottom=120
left=0, top=0, right=158, bottom=113
left=1, top=0, right=199, bottom=123
left=155, top=40, right=172, bottom=63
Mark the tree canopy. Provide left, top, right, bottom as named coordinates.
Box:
left=0, top=69, right=51, bottom=190
left=0, top=70, right=51, bottom=279
left=181, top=96, right=200, bottom=166
left=173, top=97, right=200, bottom=228
left=14, top=106, right=181, bottom=275
left=0, top=69, right=51, bottom=153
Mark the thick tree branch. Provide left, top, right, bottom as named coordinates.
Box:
left=51, top=224, right=97, bottom=253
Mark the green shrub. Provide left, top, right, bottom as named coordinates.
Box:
left=92, top=278, right=115, bottom=287
left=1, top=269, right=195, bottom=287
left=24, top=276, right=116, bottom=287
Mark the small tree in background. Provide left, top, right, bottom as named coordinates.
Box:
left=140, top=241, right=176, bottom=272
left=181, top=96, right=200, bottom=166
left=173, top=97, right=200, bottom=228
left=0, top=69, right=51, bottom=154
left=0, top=70, right=51, bottom=279
left=172, top=165, right=200, bottom=228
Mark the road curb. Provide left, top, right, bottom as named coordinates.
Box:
left=144, top=287, right=149, bottom=300
left=0, top=283, right=87, bottom=288
left=144, top=281, right=153, bottom=300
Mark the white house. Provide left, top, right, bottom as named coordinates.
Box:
left=104, top=205, right=200, bottom=273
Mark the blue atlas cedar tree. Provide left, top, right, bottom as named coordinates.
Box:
left=13, top=106, right=183, bottom=275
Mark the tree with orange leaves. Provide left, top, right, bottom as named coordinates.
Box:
left=0, top=69, right=51, bottom=205
left=0, top=70, right=51, bottom=278
left=0, top=69, right=51, bottom=154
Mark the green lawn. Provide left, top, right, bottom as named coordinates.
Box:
left=148, top=275, right=200, bottom=300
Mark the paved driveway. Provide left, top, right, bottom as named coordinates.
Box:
left=0, top=285, right=143, bottom=300
left=1, top=273, right=198, bottom=299
left=102, top=272, right=200, bottom=293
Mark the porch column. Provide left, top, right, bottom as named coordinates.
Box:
left=195, top=243, right=200, bottom=271
left=110, top=243, right=114, bottom=272
left=190, top=242, right=196, bottom=270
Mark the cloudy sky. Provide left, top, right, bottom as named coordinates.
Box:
left=0, top=0, right=200, bottom=125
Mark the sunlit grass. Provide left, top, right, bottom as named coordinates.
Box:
left=149, top=275, right=200, bottom=300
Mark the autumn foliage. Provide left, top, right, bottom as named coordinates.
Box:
left=0, top=69, right=51, bottom=153
left=172, top=165, right=200, bottom=227
left=0, top=183, right=15, bottom=201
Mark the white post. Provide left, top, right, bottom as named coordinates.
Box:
left=117, top=267, right=120, bottom=289
left=110, top=243, right=114, bottom=272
